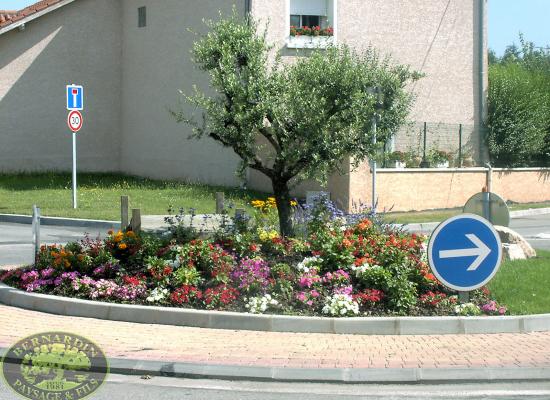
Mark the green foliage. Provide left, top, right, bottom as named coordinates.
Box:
left=174, top=11, right=418, bottom=235
left=487, top=36, right=550, bottom=167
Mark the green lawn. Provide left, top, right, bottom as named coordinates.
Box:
left=489, top=250, right=550, bottom=315
left=388, top=201, right=550, bottom=224
left=0, top=173, right=264, bottom=221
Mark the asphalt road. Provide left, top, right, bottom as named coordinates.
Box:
left=0, top=213, right=549, bottom=267
left=1, top=375, right=550, bottom=400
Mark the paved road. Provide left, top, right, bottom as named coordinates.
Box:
left=508, top=214, right=550, bottom=251
left=2, top=375, right=550, bottom=400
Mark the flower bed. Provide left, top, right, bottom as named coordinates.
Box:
left=0, top=198, right=506, bottom=317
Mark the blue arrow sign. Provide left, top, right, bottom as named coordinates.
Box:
left=428, top=214, right=502, bottom=291
left=66, top=84, right=83, bottom=111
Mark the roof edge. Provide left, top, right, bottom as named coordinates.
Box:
left=0, top=0, right=77, bottom=36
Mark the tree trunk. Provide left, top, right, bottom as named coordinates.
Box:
left=272, top=179, right=294, bottom=237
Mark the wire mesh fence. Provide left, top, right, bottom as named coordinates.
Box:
left=380, top=121, right=480, bottom=168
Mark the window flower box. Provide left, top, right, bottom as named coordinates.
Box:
left=288, top=26, right=334, bottom=49
left=287, top=35, right=334, bottom=48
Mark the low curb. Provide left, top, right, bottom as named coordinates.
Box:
left=0, top=214, right=118, bottom=230
left=1, top=283, right=550, bottom=336
left=510, top=207, right=550, bottom=218
left=0, top=347, right=548, bottom=383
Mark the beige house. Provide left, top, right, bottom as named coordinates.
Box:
left=0, top=0, right=488, bottom=209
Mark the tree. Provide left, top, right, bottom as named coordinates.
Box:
left=487, top=34, right=550, bottom=167
left=174, top=13, right=419, bottom=236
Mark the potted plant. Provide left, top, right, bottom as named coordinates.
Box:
left=428, top=149, right=452, bottom=168
left=405, top=151, right=422, bottom=168
left=288, top=25, right=334, bottom=49
left=389, top=151, right=407, bottom=169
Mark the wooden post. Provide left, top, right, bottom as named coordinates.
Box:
left=121, top=196, right=129, bottom=230
left=130, top=208, right=141, bottom=233
left=215, top=192, right=225, bottom=214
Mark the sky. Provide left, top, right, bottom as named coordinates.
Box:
left=1, top=0, right=549, bottom=56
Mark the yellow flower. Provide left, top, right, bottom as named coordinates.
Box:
left=126, top=231, right=135, bottom=238
left=251, top=200, right=266, bottom=209
left=114, top=232, right=124, bottom=243
left=118, top=243, right=128, bottom=250
left=290, top=200, right=298, bottom=207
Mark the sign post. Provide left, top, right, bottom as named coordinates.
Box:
left=427, top=214, right=503, bottom=301
left=66, top=85, right=83, bottom=209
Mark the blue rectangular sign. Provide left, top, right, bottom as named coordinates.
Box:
left=66, top=85, right=83, bottom=111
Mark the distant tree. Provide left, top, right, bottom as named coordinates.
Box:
left=488, top=48, right=499, bottom=65
left=173, top=13, right=419, bottom=236
left=487, top=34, right=550, bottom=167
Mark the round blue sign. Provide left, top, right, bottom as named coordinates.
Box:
left=428, top=214, right=502, bottom=291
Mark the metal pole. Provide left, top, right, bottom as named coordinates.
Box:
left=72, top=132, right=77, bottom=209
left=32, top=205, right=40, bottom=265
left=458, top=124, right=463, bottom=168
left=420, top=122, right=430, bottom=168
left=372, top=116, right=377, bottom=212
left=483, top=163, right=492, bottom=223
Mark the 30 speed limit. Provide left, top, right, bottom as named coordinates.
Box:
left=67, top=110, right=83, bottom=133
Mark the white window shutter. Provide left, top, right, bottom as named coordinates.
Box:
left=290, top=0, right=327, bottom=16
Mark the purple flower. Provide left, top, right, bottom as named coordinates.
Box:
left=333, top=285, right=353, bottom=296
left=21, top=270, right=39, bottom=283
left=481, top=301, right=497, bottom=313
left=230, top=258, right=270, bottom=291
left=40, top=268, right=55, bottom=279
left=298, top=272, right=321, bottom=288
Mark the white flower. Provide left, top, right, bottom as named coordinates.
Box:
left=322, top=294, right=359, bottom=317
left=296, top=256, right=322, bottom=273
left=245, top=294, right=279, bottom=314
left=146, top=287, right=169, bottom=303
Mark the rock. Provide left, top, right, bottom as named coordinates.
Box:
left=502, top=243, right=527, bottom=261
left=495, top=226, right=537, bottom=260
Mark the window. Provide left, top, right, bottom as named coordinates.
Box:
left=138, top=6, right=146, bottom=28
left=287, top=0, right=336, bottom=48
left=290, top=15, right=327, bottom=29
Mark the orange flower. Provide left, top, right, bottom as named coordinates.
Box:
left=64, top=260, right=71, bottom=268
left=108, top=229, right=114, bottom=235
left=118, top=243, right=128, bottom=250
left=77, top=254, right=85, bottom=262
left=357, top=219, right=372, bottom=231
left=126, top=231, right=135, bottom=238
left=342, top=239, right=353, bottom=248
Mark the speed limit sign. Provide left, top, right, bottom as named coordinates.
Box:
left=67, top=110, right=83, bottom=133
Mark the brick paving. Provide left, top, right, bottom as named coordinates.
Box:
left=1, top=304, right=550, bottom=370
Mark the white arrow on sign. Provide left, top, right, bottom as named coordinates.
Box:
left=438, top=234, right=491, bottom=271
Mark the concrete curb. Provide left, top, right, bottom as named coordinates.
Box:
left=510, top=207, right=550, bottom=218
left=0, top=214, right=118, bottom=230
left=2, top=283, right=550, bottom=336
left=0, top=347, right=547, bottom=383
left=402, top=208, right=550, bottom=233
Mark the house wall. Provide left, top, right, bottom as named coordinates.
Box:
left=119, top=0, right=246, bottom=186
left=249, top=0, right=486, bottom=204
left=0, top=0, right=122, bottom=172
left=350, top=166, right=550, bottom=212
